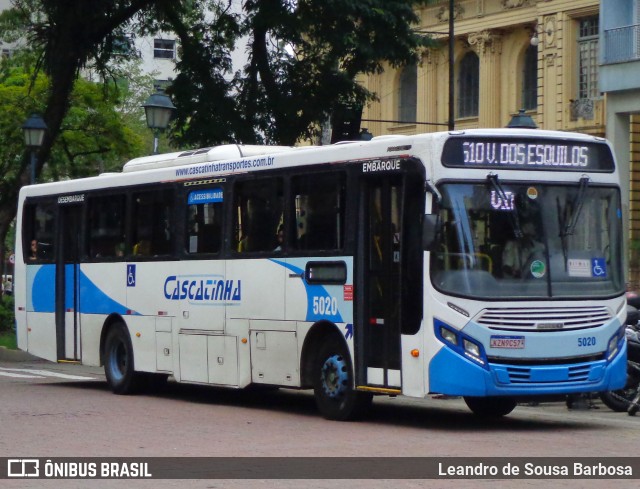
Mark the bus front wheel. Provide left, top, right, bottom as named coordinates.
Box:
left=104, top=322, right=143, bottom=394
left=463, top=396, right=517, bottom=417
left=313, top=338, right=372, bottom=421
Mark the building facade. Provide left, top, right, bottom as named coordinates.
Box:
left=600, top=0, right=640, bottom=288
left=361, top=0, right=602, bottom=137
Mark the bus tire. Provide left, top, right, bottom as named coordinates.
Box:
left=313, top=338, right=372, bottom=421
left=463, top=396, right=517, bottom=417
left=104, top=322, right=143, bottom=395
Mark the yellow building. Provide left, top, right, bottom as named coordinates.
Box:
left=360, top=0, right=603, bottom=137
left=360, top=0, right=640, bottom=283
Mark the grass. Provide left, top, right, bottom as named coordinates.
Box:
left=0, top=330, right=17, bottom=350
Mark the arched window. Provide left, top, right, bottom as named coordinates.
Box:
left=522, top=45, right=538, bottom=110
left=457, top=52, right=479, bottom=118
left=398, top=64, right=417, bottom=123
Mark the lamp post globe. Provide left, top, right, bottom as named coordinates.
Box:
left=506, top=109, right=538, bottom=129
left=142, top=89, right=176, bottom=154
left=22, top=113, right=47, bottom=185
left=22, top=113, right=47, bottom=148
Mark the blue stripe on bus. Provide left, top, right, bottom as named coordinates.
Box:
left=78, top=269, right=133, bottom=315
left=30, top=265, right=55, bottom=312
left=29, top=265, right=132, bottom=315
left=269, top=259, right=343, bottom=323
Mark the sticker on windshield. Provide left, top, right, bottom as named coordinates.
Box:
left=568, top=258, right=591, bottom=277
left=568, top=258, right=607, bottom=278
left=526, top=187, right=538, bottom=200
left=592, top=257, right=607, bottom=278
left=530, top=260, right=546, bottom=278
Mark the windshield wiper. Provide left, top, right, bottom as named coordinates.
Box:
left=558, top=176, right=590, bottom=272
left=561, top=176, right=590, bottom=237
left=487, top=174, right=522, bottom=238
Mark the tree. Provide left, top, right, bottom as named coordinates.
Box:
left=0, top=0, right=432, bottom=265
left=1, top=0, right=165, bottom=175
left=0, top=54, right=147, bottom=278
left=0, top=55, right=47, bottom=280
left=163, top=0, right=432, bottom=146
left=0, top=0, right=164, bottom=276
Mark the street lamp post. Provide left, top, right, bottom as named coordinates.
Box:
left=142, top=88, right=176, bottom=154
left=22, top=113, right=48, bottom=185
left=359, top=128, right=373, bottom=141
left=507, top=109, right=538, bottom=129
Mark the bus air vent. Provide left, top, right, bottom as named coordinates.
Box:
left=475, top=306, right=612, bottom=332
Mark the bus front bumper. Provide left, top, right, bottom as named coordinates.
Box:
left=428, top=341, right=627, bottom=397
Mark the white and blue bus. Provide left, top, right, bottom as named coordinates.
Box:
left=14, top=128, right=627, bottom=419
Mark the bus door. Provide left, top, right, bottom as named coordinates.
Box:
left=357, top=174, right=404, bottom=390
left=55, top=203, right=83, bottom=361
left=356, top=165, right=424, bottom=392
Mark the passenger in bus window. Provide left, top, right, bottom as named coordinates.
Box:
left=274, top=224, right=284, bottom=251
left=115, top=242, right=125, bottom=257
left=502, top=222, right=544, bottom=278
left=237, top=235, right=248, bottom=252
left=133, top=240, right=151, bottom=256
left=29, top=239, right=38, bottom=260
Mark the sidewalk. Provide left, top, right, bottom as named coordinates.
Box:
left=0, top=346, right=38, bottom=362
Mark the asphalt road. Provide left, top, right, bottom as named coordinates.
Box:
left=1, top=355, right=639, bottom=489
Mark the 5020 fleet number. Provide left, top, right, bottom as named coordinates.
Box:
left=577, top=336, right=597, bottom=347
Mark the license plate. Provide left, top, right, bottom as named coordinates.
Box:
left=490, top=335, right=525, bottom=349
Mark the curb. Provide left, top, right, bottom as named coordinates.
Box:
left=0, top=346, right=39, bottom=362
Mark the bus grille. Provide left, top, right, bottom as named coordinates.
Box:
left=502, top=364, right=593, bottom=384
left=475, top=306, right=612, bottom=332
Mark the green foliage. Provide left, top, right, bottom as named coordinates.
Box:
left=43, top=74, right=147, bottom=180
left=0, top=295, right=14, bottom=333
left=0, top=331, right=17, bottom=349
left=0, top=54, right=153, bottom=278
left=1, top=0, right=433, bottom=147
left=164, top=0, right=433, bottom=146
left=0, top=54, right=147, bottom=192
left=0, top=58, right=48, bottom=188
left=0, top=331, right=17, bottom=350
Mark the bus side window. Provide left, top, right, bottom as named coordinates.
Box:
left=22, top=201, right=55, bottom=263
left=186, top=188, right=223, bottom=255
left=234, top=179, right=283, bottom=253
left=87, top=194, right=126, bottom=259
left=293, top=173, right=345, bottom=252
left=132, top=188, right=175, bottom=257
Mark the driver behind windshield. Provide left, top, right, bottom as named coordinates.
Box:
left=502, top=221, right=544, bottom=278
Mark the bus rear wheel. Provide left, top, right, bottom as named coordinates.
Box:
left=463, top=396, right=517, bottom=417
left=104, top=322, right=143, bottom=394
left=313, top=338, right=372, bottom=421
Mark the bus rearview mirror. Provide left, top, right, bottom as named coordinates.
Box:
left=423, top=214, right=440, bottom=251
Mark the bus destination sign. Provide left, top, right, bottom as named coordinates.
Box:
left=441, top=136, right=615, bottom=172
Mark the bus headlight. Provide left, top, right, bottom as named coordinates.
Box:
left=440, top=327, right=458, bottom=346
left=435, top=319, right=488, bottom=369
left=463, top=339, right=485, bottom=365
left=606, top=326, right=625, bottom=362
left=463, top=339, right=481, bottom=357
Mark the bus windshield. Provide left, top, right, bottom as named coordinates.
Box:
left=430, top=180, right=623, bottom=299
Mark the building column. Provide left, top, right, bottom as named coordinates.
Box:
left=607, top=104, right=631, bottom=285
left=418, top=48, right=442, bottom=132
left=361, top=72, right=384, bottom=138
left=468, top=30, right=503, bottom=128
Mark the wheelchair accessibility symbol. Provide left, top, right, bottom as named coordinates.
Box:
left=127, top=264, right=136, bottom=287
left=591, top=258, right=607, bottom=278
